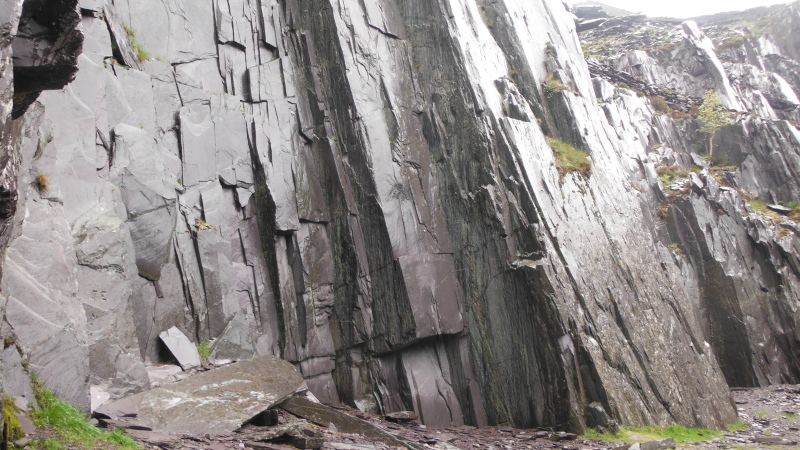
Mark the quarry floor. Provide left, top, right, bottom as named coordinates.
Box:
left=126, top=384, right=800, bottom=450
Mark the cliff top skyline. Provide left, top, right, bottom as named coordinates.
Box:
left=571, top=0, right=789, bottom=18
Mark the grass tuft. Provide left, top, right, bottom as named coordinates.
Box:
left=727, top=420, right=748, bottom=432
left=31, top=375, right=139, bottom=449
left=548, top=138, right=592, bottom=176
left=197, top=340, right=212, bottom=363
left=35, top=174, right=49, bottom=193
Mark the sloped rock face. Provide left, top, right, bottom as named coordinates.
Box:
left=581, top=1, right=800, bottom=390
left=14, top=0, right=800, bottom=433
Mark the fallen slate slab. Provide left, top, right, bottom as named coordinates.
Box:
left=242, top=422, right=304, bottom=441
left=158, top=327, right=201, bottom=370
left=287, top=433, right=324, bottom=449
left=324, top=445, right=379, bottom=450
left=125, top=429, right=181, bottom=446
left=754, top=436, right=796, bottom=445
left=384, top=411, right=418, bottom=422
left=96, top=355, right=302, bottom=435
left=280, top=396, right=422, bottom=450
left=768, top=204, right=794, bottom=215
left=639, top=438, right=677, bottom=450
left=548, top=431, right=578, bottom=441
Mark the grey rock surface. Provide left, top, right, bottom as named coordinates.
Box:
left=4, top=0, right=800, bottom=436
left=96, top=355, right=302, bottom=435
left=158, top=327, right=201, bottom=370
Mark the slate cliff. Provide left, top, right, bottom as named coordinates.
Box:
left=3, top=0, right=800, bottom=433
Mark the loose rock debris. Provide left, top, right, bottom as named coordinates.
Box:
left=21, top=356, right=800, bottom=449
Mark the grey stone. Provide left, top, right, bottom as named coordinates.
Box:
left=111, top=123, right=178, bottom=280
left=9, top=0, right=800, bottom=435
left=324, top=445, right=378, bottom=450
left=97, top=355, right=302, bottom=435
left=158, top=327, right=201, bottom=370
left=280, top=395, right=419, bottom=449
left=384, top=411, right=418, bottom=422
left=767, top=204, right=793, bottom=215
left=103, top=1, right=143, bottom=71
left=640, top=438, right=676, bottom=449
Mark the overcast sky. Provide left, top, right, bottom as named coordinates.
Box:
left=568, top=0, right=790, bottom=18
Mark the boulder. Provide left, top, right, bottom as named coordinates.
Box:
left=95, top=355, right=302, bottom=435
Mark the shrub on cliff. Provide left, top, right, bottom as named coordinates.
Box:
left=698, top=90, right=732, bottom=157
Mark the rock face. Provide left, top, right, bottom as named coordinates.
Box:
left=4, top=0, right=800, bottom=434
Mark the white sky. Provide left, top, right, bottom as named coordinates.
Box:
left=568, top=0, right=790, bottom=18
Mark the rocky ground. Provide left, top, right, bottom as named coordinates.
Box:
left=121, top=384, right=800, bottom=450
left=703, top=385, right=800, bottom=449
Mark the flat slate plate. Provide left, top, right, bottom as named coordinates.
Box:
left=96, top=355, right=303, bottom=435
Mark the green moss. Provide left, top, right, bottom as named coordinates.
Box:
left=5, top=396, right=25, bottom=444
left=31, top=375, right=139, bottom=449
left=548, top=138, right=591, bottom=176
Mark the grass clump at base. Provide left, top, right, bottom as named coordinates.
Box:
left=31, top=375, right=139, bottom=449
left=584, top=425, right=720, bottom=443
left=727, top=420, right=748, bottom=432
left=197, top=340, right=212, bottom=363
left=548, top=138, right=592, bottom=176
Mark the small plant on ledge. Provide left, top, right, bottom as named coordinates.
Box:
left=548, top=138, right=592, bottom=177
left=35, top=174, right=49, bottom=193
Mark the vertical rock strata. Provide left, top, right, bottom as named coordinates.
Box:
left=10, top=0, right=800, bottom=433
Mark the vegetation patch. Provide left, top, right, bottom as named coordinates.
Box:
left=699, top=90, right=733, bottom=157
left=31, top=375, right=139, bottom=449
left=726, top=420, right=748, bottom=432
left=548, top=138, right=591, bottom=176
left=650, top=96, right=671, bottom=115
left=123, top=24, right=149, bottom=62
left=195, top=218, right=218, bottom=232
left=35, top=174, right=49, bottom=193
left=585, top=425, right=720, bottom=443
left=197, top=340, right=212, bottom=363
left=543, top=74, right=571, bottom=95
left=5, top=396, right=25, bottom=444
left=656, top=165, right=700, bottom=184
left=717, top=34, right=749, bottom=50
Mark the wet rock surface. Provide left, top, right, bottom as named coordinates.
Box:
left=2, top=0, right=800, bottom=439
